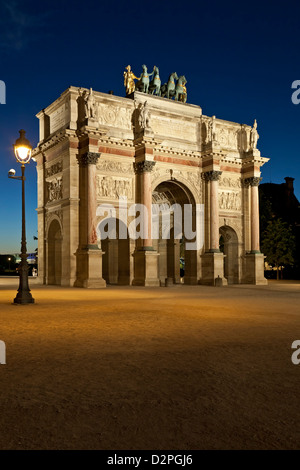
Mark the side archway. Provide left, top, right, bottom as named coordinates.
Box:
left=47, top=219, right=62, bottom=285
left=219, top=225, right=239, bottom=284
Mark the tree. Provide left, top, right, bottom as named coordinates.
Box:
left=259, top=190, right=273, bottom=237
left=261, top=218, right=296, bottom=280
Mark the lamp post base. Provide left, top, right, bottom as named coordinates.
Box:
left=14, top=292, right=35, bottom=304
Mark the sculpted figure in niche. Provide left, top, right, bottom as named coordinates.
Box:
left=101, top=178, right=108, bottom=196
left=208, top=115, right=216, bottom=142
left=107, top=178, right=114, bottom=197
left=84, top=88, right=97, bottom=119
left=250, top=119, right=259, bottom=149
left=138, top=101, right=151, bottom=130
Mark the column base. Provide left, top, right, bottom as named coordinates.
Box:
left=132, top=248, right=160, bottom=286
left=199, top=251, right=228, bottom=286
left=74, top=246, right=106, bottom=288
left=242, top=253, right=268, bottom=285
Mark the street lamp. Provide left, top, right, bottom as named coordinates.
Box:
left=8, top=257, right=11, bottom=271
left=8, top=130, right=34, bottom=304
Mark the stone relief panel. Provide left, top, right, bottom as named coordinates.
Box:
left=218, top=191, right=241, bottom=211
left=216, top=127, right=238, bottom=148
left=97, top=104, right=132, bottom=130
left=46, top=177, right=63, bottom=203
left=96, top=160, right=133, bottom=175
left=97, top=176, right=133, bottom=199
left=202, top=117, right=251, bottom=152
left=49, top=102, right=70, bottom=134
left=219, top=175, right=241, bottom=188
left=151, top=116, right=197, bottom=141
left=45, top=161, right=63, bottom=178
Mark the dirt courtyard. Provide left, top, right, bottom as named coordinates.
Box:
left=0, top=278, right=300, bottom=450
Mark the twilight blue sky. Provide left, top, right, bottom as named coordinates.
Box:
left=0, top=0, right=300, bottom=253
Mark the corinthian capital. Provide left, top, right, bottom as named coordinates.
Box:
left=77, top=152, right=100, bottom=166
left=243, top=176, right=262, bottom=187
left=134, top=160, right=156, bottom=174
left=202, top=170, right=222, bottom=182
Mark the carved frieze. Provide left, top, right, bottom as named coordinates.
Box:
left=45, top=161, right=63, bottom=178
left=96, top=160, right=133, bottom=175
left=202, top=117, right=253, bottom=152
left=219, top=191, right=241, bottom=211
left=97, top=176, right=133, bottom=199
left=98, top=104, right=132, bottom=130
left=219, top=175, right=241, bottom=188
left=47, top=177, right=63, bottom=203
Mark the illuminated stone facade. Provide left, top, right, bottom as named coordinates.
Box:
left=33, top=87, right=269, bottom=287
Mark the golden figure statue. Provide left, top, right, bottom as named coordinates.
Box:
left=180, top=82, right=187, bottom=103
left=123, top=65, right=139, bottom=95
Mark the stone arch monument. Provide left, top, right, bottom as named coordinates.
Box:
left=33, top=86, right=269, bottom=287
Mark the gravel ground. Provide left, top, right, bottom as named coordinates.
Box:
left=0, top=278, right=299, bottom=450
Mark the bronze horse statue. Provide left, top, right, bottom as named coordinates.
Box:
left=174, top=75, right=187, bottom=102
left=160, top=72, right=178, bottom=99
left=148, top=66, right=161, bottom=96
left=135, top=64, right=154, bottom=94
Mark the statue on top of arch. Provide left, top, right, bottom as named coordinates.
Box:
left=249, top=119, right=259, bottom=150
left=123, top=64, right=187, bottom=103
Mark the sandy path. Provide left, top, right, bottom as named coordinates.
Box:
left=0, top=279, right=299, bottom=449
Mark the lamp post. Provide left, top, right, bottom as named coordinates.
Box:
left=8, top=130, right=34, bottom=304
left=8, top=257, right=11, bottom=271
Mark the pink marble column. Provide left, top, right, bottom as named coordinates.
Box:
left=87, top=163, right=98, bottom=246
left=204, top=171, right=222, bottom=252
left=77, top=152, right=100, bottom=248
left=247, top=177, right=261, bottom=253
left=134, top=160, right=156, bottom=248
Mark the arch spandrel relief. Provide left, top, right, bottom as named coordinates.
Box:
left=151, top=167, right=202, bottom=202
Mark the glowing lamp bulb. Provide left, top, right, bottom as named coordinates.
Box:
left=13, top=130, right=32, bottom=164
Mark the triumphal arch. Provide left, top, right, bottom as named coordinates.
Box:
left=33, top=66, right=269, bottom=287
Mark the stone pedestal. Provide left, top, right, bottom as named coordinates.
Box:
left=243, top=253, right=268, bottom=285
left=74, top=247, right=106, bottom=288
left=200, top=252, right=227, bottom=286
left=132, top=249, right=160, bottom=286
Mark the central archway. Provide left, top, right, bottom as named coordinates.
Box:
left=152, top=180, right=198, bottom=285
